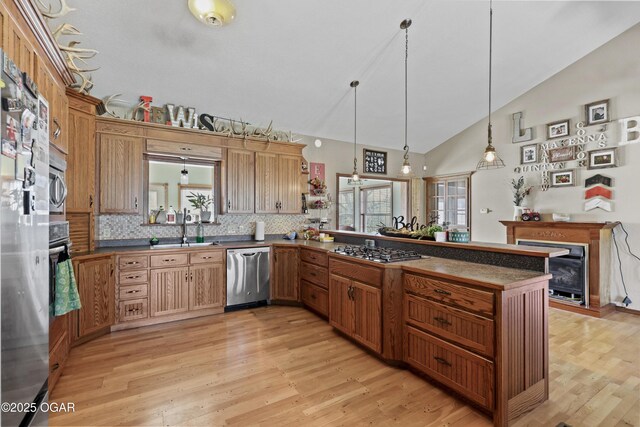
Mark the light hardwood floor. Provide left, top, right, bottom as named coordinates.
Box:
left=50, top=307, right=640, bottom=426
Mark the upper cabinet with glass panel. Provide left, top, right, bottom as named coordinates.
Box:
left=336, top=175, right=409, bottom=233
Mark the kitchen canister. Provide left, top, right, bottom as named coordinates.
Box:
left=255, top=221, right=265, bottom=241
left=448, top=230, right=470, bottom=243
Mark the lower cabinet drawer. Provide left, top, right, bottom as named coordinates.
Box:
left=49, top=331, right=69, bottom=392
left=405, top=294, right=494, bottom=358
left=301, top=280, right=328, bottom=316
left=119, top=284, right=148, bottom=300
left=119, top=269, right=148, bottom=285
left=300, top=262, right=328, bottom=289
left=405, top=326, right=494, bottom=410
left=150, top=253, right=189, bottom=268
left=118, top=255, right=148, bottom=270
left=189, top=250, right=223, bottom=264
left=118, top=298, right=148, bottom=322
left=404, top=273, right=494, bottom=317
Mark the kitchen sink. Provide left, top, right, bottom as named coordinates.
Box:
left=150, top=242, right=220, bottom=249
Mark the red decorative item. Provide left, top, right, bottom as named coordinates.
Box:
left=140, top=96, right=153, bottom=122
left=585, top=185, right=612, bottom=200
left=521, top=208, right=541, bottom=222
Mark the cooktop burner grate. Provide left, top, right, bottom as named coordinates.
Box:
left=333, top=245, right=425, bottom=263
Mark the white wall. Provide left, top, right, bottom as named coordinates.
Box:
left=301, top=135, right=426, bottom=229
left=425, top=24, right=640, bottom=311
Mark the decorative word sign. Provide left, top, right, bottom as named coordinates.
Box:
left=619, top=116, right=640, bottom=145
left=392, top=216, right=425, bottom=231
left=309, top=162, right=325, bottom=182
left=166, top=104, right=197, bottom=128
left=512, top=112, right=533, bottom=143
left=139, top=96, right=153, bottom=122
left=363, top=149, right=387, bottom=174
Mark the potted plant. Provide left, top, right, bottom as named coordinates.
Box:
left=308, top=177, right=327, bottom=196
left=511, top=176, right=532, bottom=221
left=187, top=192, right=214, bottom=222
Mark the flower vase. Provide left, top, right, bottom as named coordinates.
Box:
left=513, top=206, right=523, bottom=221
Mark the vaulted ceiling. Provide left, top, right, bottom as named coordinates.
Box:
left=55, top=1, right=640, bottom=153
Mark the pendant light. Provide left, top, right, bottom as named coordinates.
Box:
left=476, top=0, right=505, bottom=170
left=188, top=0, right=236, bottom=26
left=400, top=19, right=412, bottom=175
left=350, top=80, right=363, bottom=186
left=180, top=157, right=189, bottom=185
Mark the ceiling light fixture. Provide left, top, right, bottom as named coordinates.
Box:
left=350, top=80, right=363, bottom=186
left=188, top=0, right=236, bottom=26
left=400, top=19, right=412, bottom=176
left=477, top=0, right=505, bottom=170
left=180, top=157, right=189, bottom=185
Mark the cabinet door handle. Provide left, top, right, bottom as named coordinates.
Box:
left=127, top=308, right=139, bottom=313
left=190, top=273, right=193, bottom=281
left=309, top=272, right=317, bottom=277
left=125, top=261, right=139, bottom=265
left=433, top=317, right=451, bottom=326
left=51, top=362, right=60, bottom=372
left=180, top=147, right=192, bottom=151
left=125, top=275, right=141, bottom=280
left=310, top=293, right=316, bottom=300
left=434, top=289, right=451, bottom=296
left=202, top=256, right=212, bottom=260
left=53, top=118, right=61, bottom=140
left=163, top=258, right=176, bottom=262
left=134, top=196, right=138, bottom=209
left=228, top=200, right=231, bottom=210
left=125, top=289, right=140, bottom=294
left=89, top=195, right=93, bottom=208
left=433, top=356, right=451, bottom=367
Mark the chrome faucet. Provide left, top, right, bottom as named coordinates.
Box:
left=182, top=207, right=189, bottom=246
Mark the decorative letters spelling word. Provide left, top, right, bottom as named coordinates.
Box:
left=619, top=116, right=640, bottom=145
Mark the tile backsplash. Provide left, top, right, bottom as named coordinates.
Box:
left=97, top=214, right=306, bottom=240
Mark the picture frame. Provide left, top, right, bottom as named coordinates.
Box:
left=587, top=147, right=618, bottom=170
left=546, top=119, right=570, bottom=139
left=520, top=144, right=538, bottom=164
left=548, top=145, right=576, bottom=163
left=363, top=148, right=387, bottom=174
left=585, top=99, right=609, bottom=126
left=550, top=169, right=576, bottom=187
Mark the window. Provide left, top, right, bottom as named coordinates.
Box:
left=338, top=189, right=355, bottom=230
left=360, top=185, right=392, bottom=233
left=425, top=173, right=472, bottom=230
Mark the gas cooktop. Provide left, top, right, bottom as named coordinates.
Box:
left=333, top=245, right=425, bottom=263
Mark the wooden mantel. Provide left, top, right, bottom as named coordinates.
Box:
left=500, top=221, right=620, bottom=317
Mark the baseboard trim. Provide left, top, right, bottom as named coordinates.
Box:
left=614, top=305, right=640, bottom=316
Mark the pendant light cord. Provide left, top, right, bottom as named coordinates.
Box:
left=354, top=83, right=357, bottom=171
left=487, top=0, right=493, bottom=146
left=404, top=24, right=409, bottom=161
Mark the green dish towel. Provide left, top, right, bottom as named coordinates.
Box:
left=54, top=258, right=82, bottom=316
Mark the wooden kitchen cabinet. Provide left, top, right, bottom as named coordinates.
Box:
left=98, top=133, right=143, bottom=214
left=72, top=255, right=115, bottom=343
left=255, top=153, right=301, bottom=214
left=189, top=264, right=225, bottom=310
left=272, top=247, right=300, bottom=301
left=66, top=91, right=102, bottom=253
left=328, top=272, right=382, bottom=354
left=226, top=149, right=255, bottom=213
left=149, top=267, right=190, bottom=317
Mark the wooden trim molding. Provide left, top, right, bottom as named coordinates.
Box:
left=14, top=0, right=74, bottom=85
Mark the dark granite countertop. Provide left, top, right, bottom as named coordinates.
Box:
left=75, top=239, right=550, bottom=290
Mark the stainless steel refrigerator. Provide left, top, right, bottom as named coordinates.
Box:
left=1, top=49, right=50, bottom=426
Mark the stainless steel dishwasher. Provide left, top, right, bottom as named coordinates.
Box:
left=226, top=247, right=270, bottom=309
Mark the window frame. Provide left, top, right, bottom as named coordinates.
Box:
left=338, top=188, right=356, bottom=230
left=359, top=183, right=393, bottom=233
left=424, top=172, right=473, bottom=234
left=335, top=173, right=412, bottom=233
